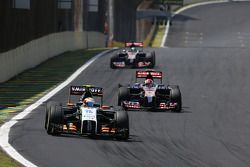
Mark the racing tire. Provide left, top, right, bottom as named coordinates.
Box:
left=110, top=57, right=116, bottom=69
left=45, top=101, right=58, bottom=129
left=46, top=102, right=64, bottom=135
left=115, top=110, right=129, bottom=140
left=169, top=86, right=182, bottom=113
left=118, top=87, right=129, bottom=106
left=148, top=52, right=155, bottom=68
left=133, top=56, right=139, bottom=68
left=134, top=53, right=146, bottom=68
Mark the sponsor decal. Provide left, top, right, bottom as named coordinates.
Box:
left=114, top=62, right=125, bottom=67
left=138, top=62, right=151, bottom=67
left=157, top=85, right=166, bottom=89
left=81, top=107, right=96, bottom=121
left=70, top=86, right=103, bottom=96
left=136, top=71, right=162, bottom=78
left=124, top=101, right=140, bottom=109
left=71, top=86, right=86, bottom=92
left=89, top=87, right=102, bottom=94
left=125, top=42, right=143, bottom=47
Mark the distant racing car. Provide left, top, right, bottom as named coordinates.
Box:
left=45, top=85, right=129, bottom=140
left=110, top=42, right=155, bottom=68
left=118, top=70, right=182, bottom=112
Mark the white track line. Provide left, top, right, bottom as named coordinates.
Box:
left=160, top=0, right=235, bottom=47
left=0, top=49, right=114, bottom=167
left=160, top=19, right=171, bottom=48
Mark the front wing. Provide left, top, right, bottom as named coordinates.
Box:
left=51, top=121, right=127, bottom=137
left=122, top=101, right=178, bottom=111
left=111, top=61, right=152, bottom=68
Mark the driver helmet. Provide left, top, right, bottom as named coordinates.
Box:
left=131, top=47, right=136, bottom=52
left=83, top=97, right=95, bottom=107
left=144, top=78, right=153, bottom=87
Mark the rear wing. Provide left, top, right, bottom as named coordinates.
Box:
left=70, top=86, right=103, bottom=96
left=125, top=42, right=143, bottom=47
left=136, top=71, right=163, bottom=83
left=68, top=86, right=103, bottom=106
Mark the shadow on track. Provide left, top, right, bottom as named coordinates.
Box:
left=49, top=133, right=143, bottom=143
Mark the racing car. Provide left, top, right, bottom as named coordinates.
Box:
left=45, top=85, right=129, bottom=140
left=118, top=70, right=182, bottom=112
left=110, top=42, right=155, bottom=68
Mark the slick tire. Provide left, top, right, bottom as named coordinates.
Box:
left=46, top=102, right=64, bottom=135
left=110, top=57, right=116, bottom=69
left=45, top=101, right=58, bottom=129
left=169, top=86, right=182, bottom=113
left=115, top=110, right=129, bottom=140
left=118, top=87, right=129, bottom=106
left=148, top=52, right=155, bottom=68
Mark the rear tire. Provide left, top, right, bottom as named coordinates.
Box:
left=115, top=110, right=129, bottom=140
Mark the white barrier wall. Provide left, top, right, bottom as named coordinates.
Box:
left=0, top=31, right=106, bottom=83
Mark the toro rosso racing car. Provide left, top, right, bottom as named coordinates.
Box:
left=110, top=42, right=155, bottom=68
left=45, top=85, right=129, bottom=140
left=118, top=70, right=182, bottom=112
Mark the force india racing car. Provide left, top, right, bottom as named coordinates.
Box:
left=118, top=70, right=182, bottom=112
left=45, top=85, right=129, bottom=140
left=110, top=42, right=155, bottom=68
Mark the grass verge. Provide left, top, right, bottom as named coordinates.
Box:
left=150, top=25, right=166, bottom=48
left=0, top=150, right=20, bottom=167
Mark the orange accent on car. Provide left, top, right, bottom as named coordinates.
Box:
left=67, top=102, right=75, bottom=107
left=101, top=127, right=109, bottom=132
left=101, top=105, right=111, bottom=109
left=64, top=123, right=77, bottom=132
left=101, top=127, right=117, bottom=133
left=63, top=125, right=67, bottom=130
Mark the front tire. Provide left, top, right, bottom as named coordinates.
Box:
left=169, top=86, right=182, bottom=112
left=118, top=87, right=129, bottom=106
left=45, top=102, right=64, bottom=135
left=115, top=110, right=129, bottom=140
left=45, top=101, right=58, bottom=130
left=148, top=52, right=155, bottom=68
left=110, top=57, right=116, bottom=69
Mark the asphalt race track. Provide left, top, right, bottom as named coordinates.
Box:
left=10, top=1, right=250, bottom=167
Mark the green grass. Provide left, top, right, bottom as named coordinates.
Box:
left=0, top=150, right=20, bottom=167
left=0, top=48, right=106, bottom=166
left=151, top=25, right=166, bottom=48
